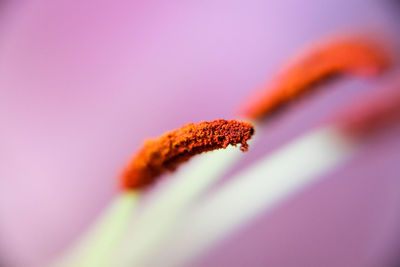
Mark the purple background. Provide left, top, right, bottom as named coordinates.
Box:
left=0, top=0, right=399, bottom=266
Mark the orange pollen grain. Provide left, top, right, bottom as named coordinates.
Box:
left=239, top=36, right=392, bottom=121
left=121, top=119, right=255, bottom=190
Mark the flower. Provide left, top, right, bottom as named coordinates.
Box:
left=1, top=1, right=400, bottom=266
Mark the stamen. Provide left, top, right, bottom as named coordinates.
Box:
left=143, top=127, right=355, bottom=267
left=239, top=36, right=392, bottom=120
left=55, top=120, right=254, bottom=267
left=121, top=119, right=254, bottom=190
left=150, top=81, right=400, bottom=267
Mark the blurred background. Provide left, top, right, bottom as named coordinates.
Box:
left=0, top=0, right=400, bottom=266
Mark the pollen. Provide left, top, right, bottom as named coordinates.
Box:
left=121, top=119, right=255, bottom=190
left=239, top=36, right=392, bottom=121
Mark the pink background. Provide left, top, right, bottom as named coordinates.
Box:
left=0, top=0, right=399, bottom=266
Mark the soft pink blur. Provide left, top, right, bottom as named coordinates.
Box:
left=0, top=0, right=399, bottom=266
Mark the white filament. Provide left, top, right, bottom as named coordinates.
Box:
left=111, top=134, right=257, bottom=267
left=147, top=127, right=355, bottom=267
left=52, top=191, right=139, bottom=267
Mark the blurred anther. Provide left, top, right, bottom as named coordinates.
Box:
left=239, top=35, right=393, bottom=121
left=338, top=80, right=400, bottom=137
